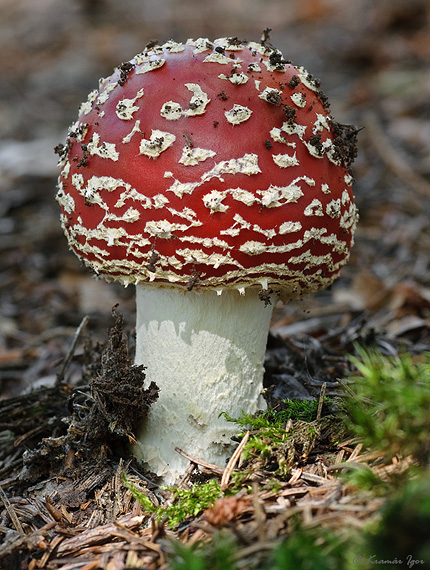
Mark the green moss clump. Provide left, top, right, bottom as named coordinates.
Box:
left=266, top=525, right=357, bottom=570
left=122, top=474, right=222, bottom=528
left=364, top=472, right=430, bottom=563
left=168, top=524, right=360, bottom=570
left=170, top=532, right=237, bottom=570
left=221, top=398, right=323, bottom=430
left=345, top=350, right=430, bottom=463
left=160, top=479, right=223, bottom=527
left=222, top=401, right=342, bottom=478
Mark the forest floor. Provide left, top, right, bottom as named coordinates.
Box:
left=0, top=1, right=429, bottom=568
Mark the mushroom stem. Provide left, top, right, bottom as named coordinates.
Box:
left=133, top=285, right=273, bottom=483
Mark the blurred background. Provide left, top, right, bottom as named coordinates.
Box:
left=1, top=0, right=429, bottom=396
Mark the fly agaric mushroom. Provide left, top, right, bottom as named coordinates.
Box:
left=56, top=37, right=358, bottom=482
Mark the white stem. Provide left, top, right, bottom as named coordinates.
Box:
left=133, top=286, right=273, bottom=483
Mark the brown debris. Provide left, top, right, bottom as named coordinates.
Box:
left=204, top=495, right=251, bottom=527
left=84, top=309, right=159, bottom=445
left=0, top=373, right=416, bottom=570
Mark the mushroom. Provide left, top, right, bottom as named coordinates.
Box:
left=56, top=37, right=358, bottom=483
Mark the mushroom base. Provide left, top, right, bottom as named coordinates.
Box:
left=133, top=286, right=274, bottom=483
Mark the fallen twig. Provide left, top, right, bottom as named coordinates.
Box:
left=57, top=315, right=90, bottom=384
left=0, top=485, right=24, bottom=534
left=174, top=447, right=225, bottom=475
left=221, top=431, right=250, bottom=490
left=316, top=382, right=326, bottom=421
left=364, top=112, right=430, bottom=199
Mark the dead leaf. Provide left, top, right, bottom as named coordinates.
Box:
left=203, top=495, right=251, bottom=526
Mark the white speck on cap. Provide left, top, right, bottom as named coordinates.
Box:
left=224, top=104, right=252, bottom=125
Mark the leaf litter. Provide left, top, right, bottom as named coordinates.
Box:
left=1, top=308, right=425, bottom=569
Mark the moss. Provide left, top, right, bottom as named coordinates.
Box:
left=344, top=350, right=430, bottom=464
left=121, top=349, right=430, bottom=567
left=168, top=523, right=361, bottom=570
left=223, top=403, right=342, bottom=478
left=121, top=472, right=157, bottom=513
left=221, top=398, right=325, bottom=430
left=170, top=532, right=237, bottom=570
left=122, top=474, right=222, bottom=528
left=340, top=462, right=390, bottom=495
left=364, top=472, right=430, bottom=563
left=160, top=479, right=223, bottom=527
left=265, top=525, right=358, bottom=570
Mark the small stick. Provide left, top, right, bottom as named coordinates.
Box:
left=174, top=447, right=224, bottom=475
left=56, top=315, right=90, bottom=384
left=349, top=443, right=364, bottom=461
left=336, top=378, right=357, bottom=398
left=316, top=382, right=326, bottom=421
left=251, top=481, right=266, bottom=542
left=0, top=485, right=24, bottom=533
left=221, top=431, right=250, bottom=490
left=177, top=462, right=197, bottom=489
left=365, top=112, right=430, bottom=199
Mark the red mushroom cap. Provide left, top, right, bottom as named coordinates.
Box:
left=56, top=37, right=358, bottom=297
